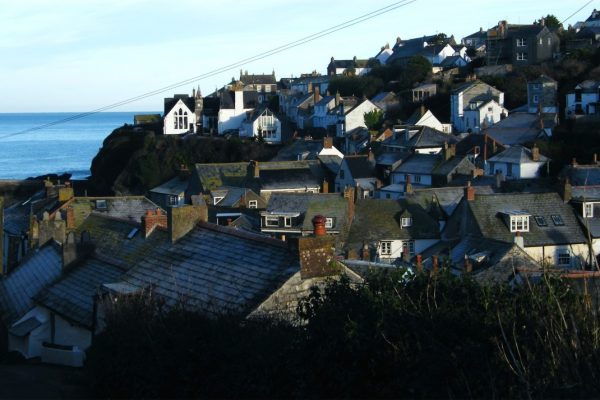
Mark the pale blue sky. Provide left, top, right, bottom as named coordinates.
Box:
left=0, top=0, right=596, bottom=112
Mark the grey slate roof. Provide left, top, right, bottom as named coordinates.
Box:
left=273, top=139, right=324, bottom=161
left=149, top=177, right=188, bottom=196
left=317, top=154, right=343, bottom=175
left=344, top=155, right=375, bottom=180
left=487, top=145, right=549, bottom=164
left=4, top=190, right=47, bottom=235
left=483, top=113, right=548, bottom=146
left=394, top=154, right=440, bottom=175
left=34, top=258, right=124, bottom=328
left=259, top=168, right=321, bottom=191
left=114, top=222, right=299, bottom=315
left=560, top=165, right=600, bottom=187
left=194, top=162, right=251, bottom=193
left=346, top=199, right=440, bottom=250
left=0, top=245, right=62, bottom=324
left=65, top=196, right=163, bottom=227
left=466, top=192, right=587, bottom=247
left=409, top=186, right=496, bottom=216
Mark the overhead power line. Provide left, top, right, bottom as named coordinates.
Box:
left=0, top=0, right=416, bottom=140
left=560, top=0, right=595, bottom=25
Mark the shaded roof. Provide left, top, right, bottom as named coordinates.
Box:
left=219, top=90, right=259, bottom=109
left=0, top=245, right=62, bottom=324
left=466, top=192, right=587, bottom=246
left=259, top=168, right=321, bottom=191
left=393, top=153, right=440, bottom=175
left=455, top=133, right=506, bottom=158
left=409, top=186, right=493, bottom=217
left=371, top=91, right=396, bottom=103
left=530, top=75, right=557, bottom=84
left=240, top=72, right=276, bottom=85
left=60, top=196, right=162, bottom=227
left=329, top=58, right=370, bottom=68
left=344, top=155, right=375, bottom=180
left=272, top=139, right=324, bottom=161
left=34, top=258, right=124, bottom=328
left=559, top=164, right=600, bottom=187
left=463, top=29, right=487, bottom=40
left=113, top=222, right=299, bottom=315
left=431, top=156, right=474, bottom=176
left=317, top=154, right=344, bottom=175
left=483, top=113, right=549, bottom=146
left=4, top=190, right=48, bottom=235
left=164, top=95, right=195, bottom=116
left=149, top=176, right=189, bottom=196
left=488, top=145, right=549, bottom=164
left=346, top=199, right=440, bottom=250
left=440, top=55, right=467, bottom=67
left=573, top=80, right=600, bottom=93
left=384, top=126, right=457, bottom=150
left=194, top=162, right=250, bottom=193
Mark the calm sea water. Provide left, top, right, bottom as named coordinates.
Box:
left=0, top=112, right=158, bottom=180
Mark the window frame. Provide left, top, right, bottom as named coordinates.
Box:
left=551, top=214, right=564, bottom=226
left=584, top=203, right=594, bottom=218
left=401, top=217, right=412, bottom=228
left=213, top=196, right=224, bottom=205
left=516, top=52, right=528, bottom=61
left=265, top=216, right=279, bottom=227
left=380, top=241, right=392, bottom=256
left=284, top=216, right=293, bottom=227
left=516, top=38, right=527, bottom=47
left=325, top=217, right=334, bottom=229
left=510, top=215, right=529, bottom=232
left=558, top=252, right=571, bottom=266
left=248, top=200, right=258, bottom=209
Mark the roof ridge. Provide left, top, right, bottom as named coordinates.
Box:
left=196, top=221, right=289, bottom=249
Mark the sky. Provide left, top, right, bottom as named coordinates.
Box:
left=0, top=0, right=597, bottom=112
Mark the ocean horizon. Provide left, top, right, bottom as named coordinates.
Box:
left=0, top=112, right=160, bottom=180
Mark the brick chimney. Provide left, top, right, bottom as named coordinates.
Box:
left=312, top=215, right=327, bottom=236
left=562, top=178, right=572, bottom=203
left=432, top=255, right=439, bottom=275
left=361, top=242, right=370, bottom=261
left=168, top=204, right=208, bottom=243
left=513, top=230, right=524, bottom=249
left=142, top=208, right=168, bottom=238
left=322, top=179, right=329, bottom=194
left=314, top=85, right=321, bottom=103
left=415, top=254, right=423, bottom=273
left=464, top=255, right=473, bottom=273
left=344, top=186, right=355, bottom=222
left=402, top=245, right=410, bottom=262
left=443, top=142, right=456, bottom=161
left=66, top=206, right=75, bottom=230
left=404, top=175, right=414, bottom=195
left=299, top=235, right=338, bottom=279
left=323, top=136, right=333, bottom=149
left=465, top=181, right=475, bottom=201
left=253, top=161, right=260, bottom=178
left=368, top=148, right=375, bottom=163
left=531, top=144, right=540, bottom=162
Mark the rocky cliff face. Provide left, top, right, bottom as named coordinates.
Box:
left=89, top=126, right=279, bottom=196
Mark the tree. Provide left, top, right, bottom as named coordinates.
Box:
left=541, top=14, right=562, bottom=31
left=363, top=109, right=384, bottom=131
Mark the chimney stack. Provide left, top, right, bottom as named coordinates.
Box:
left=432, top=255, right=439, bottom=275
left=415, top=254, right=423, bottom=273
left=572, top=157, right=578, bottom=167
left=314, top=85, right=321, bottom=103
left=495, top=171, right=504, bottom=189
left=322, top=179, right=329, bottom=193
left=465, top=181, right=475, bottom=201
left=464, top=255, right=473, bottom=273
left=344, top=186, right=355, bottom=223
left=253, top=161, right=260, bottom=178
left=531, top=144, right=540, bottom=162
left=562, top=178, right=572, bottom=203
left=66, top=206, right=75, bottom=230
left=361, top=242, right=370, bottom=261
left=594, top=153, right=598, bottom=164
left=168, top=204, right=208, bottom=243
left=404, top=175, right=414, bottom=195
left=312, top=215, right=327, bottom=236
left=142, top=208, right=168, bottom=238
left=299, top=235, right=338, bottom=279
left=323, top=136, right=333, bottom=149
left=514, top=231, right=524, bottom=249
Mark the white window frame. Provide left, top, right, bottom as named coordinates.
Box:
left=169, top=195, right=180, bottom=206
left=325, top=217, right=334, bottom=229
left=265, top=216, right=279, bottom=227
left=248, top=200, right=258, bottom=209
left=401, top=217, right=412, bottom=228
left=558, top=252, right=571, bottom=266
left=380, top=241, right=392, bottom=256
left=584, top=203, right=594, bottom=218
left=213, top=196, right=224, bottom=205
left=510, top=215, right=529, bottom=232
left=516, top=52, right=528, bottom=61
left=516, top=38, right=527, bottom=47
left=284, top=217, right=292, bottom=227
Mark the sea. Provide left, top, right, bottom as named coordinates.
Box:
left=0, top=112, right=159, bottom=180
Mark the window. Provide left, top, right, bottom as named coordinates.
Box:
left=95, top=199, right=107, bottom=210
left=386, top=193, right=391, bottom=199
left=516, top=38, right=527, bottom=47
left=284, top=217, right=292, bottom=227
left=402, top=240, right=415, bottom=256
left=510, top=215, right=529, bottom=232
left=558, top=252, right=571, bottom=266
left=380, top=241, right=392, bottom=256
left=551, top=215, right=564, bottom=226
left=325, top=217, right=334, bottom=229
left=534, top=215, right=547, bottom=227
left=265, top=216, right=279, bottom=227
left=169, top=196, right=179, bottom=206
left=533, top=84, right=541, bottom=90
left=539, top=38, right=543, bottom=45
left=248, top=200, right=258, bottom=209
left=339, top=169, right=345, bottom=179
left=516, top=52, right=528, bottom=61
left=584, top=203, right=594, bottom=218
left=213, top=196, right=224, bottom=205
left=507, top=163, right=513, bottom=177
left=488, top=107, right=493, bottom=112
left=401, top=217, right=412, bottom=227
left=413, top=175, right=421, bottom=183
left=533, top=94, right=539, bottom=104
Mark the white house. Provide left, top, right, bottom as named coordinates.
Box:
left=217, top=89, right=258, bottom=134
left=451, top=81, right=507, bottom=133
left=566, top=80, right=600, bottom=116
left=486, top=145, right=549, bottom=179
left=337, top=99, right=382, bottom=136
left=240, top=107, right=282, bottom=144
left=163, top=95, right=197, bottom=135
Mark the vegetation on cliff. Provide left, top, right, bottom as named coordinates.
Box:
left=88, top=126, right=279, bottom=195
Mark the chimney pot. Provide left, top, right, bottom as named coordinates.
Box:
left=465, top=181, right=475, bottom=201
left=312, top=215, right=327, bottom=236
left=416, top=254, right=423, bottom=272
left=464, top=255, right=473, bottom=273
left=432, top=255, right=439, bottom=275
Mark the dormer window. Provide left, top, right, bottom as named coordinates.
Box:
left=551, top=215, right=564, bottom=226
left=401, top=217, right=412, bottom=227
left=265, top=216, right=279, bottom=227
left=505, top=212, right=530, bottom=232
left=325, top=217, right=334, bottom=229
left=248, top=200, right=258, bottom=209
left=584, top=203, right=594, bottom=218
left=213, top=196, right=224, bottom=205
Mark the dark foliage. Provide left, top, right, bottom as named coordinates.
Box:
left=87, top=270, right=600, bottom=399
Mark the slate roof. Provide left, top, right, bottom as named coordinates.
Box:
left=559, top=164, right=600, bottom=187
left=164, top=95, right=195, bottom=116
left=112, top=222, right=299, bottom=315
left=455, top=133, right=506, bottom=158
left=452, top=81, right=503, bottom=104
left=62, top=196, right=162, bottom=227
left=34, top=258, right=124, bottom=328
left=301, top=195, right=348, bottom=232
left=240, top=73, right=276, bottom=85
left=466, top=192, right=587, bottom=246
left=431, top=156, right=474, bottom=176
left=317, top=154, right=344, bottom=175
left=487, top=145, right=549, bottom=164
left=219, top=90, right=259, bottom=109
left=393, top=154, right=440, bottom=175
left=194, top=162, right=250, bottom=193
left=245, top=106, right=277, bottom=123
left=371, top=91, right=396, bottom=103
left=3, top=190, right=48, bottom=235
left=346, top=199, right=440, bottom=250
left=573, top=80, right=600, bottom=93
left=149, top=176, right=188, bottom=196
left=75, top=214, right=168, bottom=268
left=273, top=139, right=324, bottom=161
left=0, top=245, right=62, bottom=324
left=259, top=168, right=321, bottom=191
left=344, top=155, right=375, bottom=180
left=386, top=126, right=457, bottom=150
left=409, top=186, right=496, bottom=216
left=214, top=187, right=255, bottom=207
left=531, top=75, right=557, bottom=84
left=483, top=113, right=549, bottom=146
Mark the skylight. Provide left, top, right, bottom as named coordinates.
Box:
left=551, top=215, right=564, bottom=226
left=534, top=216, right=547, bottom=227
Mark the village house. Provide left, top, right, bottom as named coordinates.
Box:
left=566, top=80, right=600, bottom=116
left=403, top=106, right=452, bottom=133
left=450, top=81, right=508, bottom=133
left=485, top=144, right=550, bottom=179
left=239, top=107, right=282, bottom=144
left=238, top=70, right=278, bottom=104
left=163, top=94, right=197, bottom=135
left=334, top=154, right=377, bottom=198
left=445, top=186, right=591, bottom=268
left=327, top=56, right=372, bottom=76
left=411, top=83, right=437, bottom=104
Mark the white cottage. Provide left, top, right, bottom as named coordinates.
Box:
left=240, top=107, right=282, bottom=144
left=163, top=95, right=197, bottom=135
